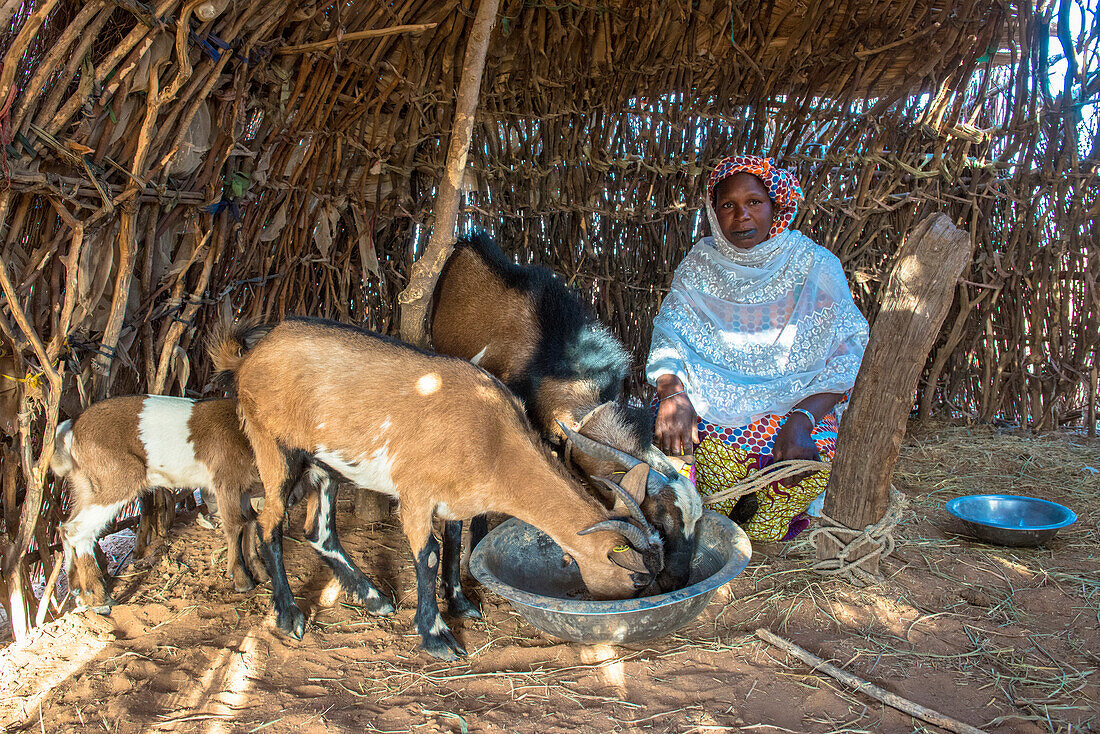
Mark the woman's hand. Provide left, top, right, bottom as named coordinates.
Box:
left=771, top=394, right=844, bottom=463
left=770, top=412, right=820, bottom=463
left=654, top=376, right=699, bottom=456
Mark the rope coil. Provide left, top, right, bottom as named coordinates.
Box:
left=700, top=458, right=829, bottom=506
left=808, top=486, right=908, bottom=586
left=696, top=458, right=907, bottom=587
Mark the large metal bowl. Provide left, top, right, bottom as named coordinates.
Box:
left=946, top=494, right=1077, bottom=547
left=469, top=511, right=751, bottom=644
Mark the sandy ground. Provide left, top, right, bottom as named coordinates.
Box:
left=0, top=422, right=1097, bottom=733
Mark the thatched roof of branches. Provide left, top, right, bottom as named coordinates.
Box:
left=0, top=0, right=1096, bottom=637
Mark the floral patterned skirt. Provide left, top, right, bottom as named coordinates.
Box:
left=665, top=408, right=840, bottom=542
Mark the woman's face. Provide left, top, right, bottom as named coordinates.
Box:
left=713, top=173, right=775, bottom=249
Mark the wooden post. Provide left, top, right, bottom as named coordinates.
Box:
left=92, top=204, right=139, bottom=400
left=816, top=214, right=973, bottom=575
left=94, top=37, right=170, bottom=400
left=397, top=0, right=501, bottom=347
left=1088, top=366, right=1097, bottom=438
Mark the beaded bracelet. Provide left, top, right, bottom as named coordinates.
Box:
left=658, top=389, right=687, bottom=402
left=788, top=407, right=817, bottom=429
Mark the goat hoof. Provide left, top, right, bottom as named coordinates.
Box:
left=447, top=598, right=481, bottom=620
left=275, top=607, right=307, bottom=640
left=365, top=597, right=396, bottom=617
left=354, top=586, right=395, bottom=616
left=233, top=567, right=258, bottom=592
left=421, top=630, right=466, bottom=661
left=83, top=594, right=115, bottom=616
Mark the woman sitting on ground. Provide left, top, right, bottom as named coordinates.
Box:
left=647, top=155, right=868, bottom=542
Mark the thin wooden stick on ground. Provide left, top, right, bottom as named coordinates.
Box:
left=754, top=628, right=988, bottom=734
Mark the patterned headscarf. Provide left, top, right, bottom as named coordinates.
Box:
left=706, top=155, right=804, bottom=238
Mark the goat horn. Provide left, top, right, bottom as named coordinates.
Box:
left=642, top=445, right=682, bottom=477
left=646, top=467, right=678, bottom=495
left=559, top=421, right=674, bottom=496
left=578, top=519, right=654, bottom=551
left=640, top=445, right=696, bottom=494
left=558, top=420, right=643, bottom=469
left=596, top=477, right=649, bottom=528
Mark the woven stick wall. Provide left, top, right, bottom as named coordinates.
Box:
left=0, top=0, right=1096, bottom=638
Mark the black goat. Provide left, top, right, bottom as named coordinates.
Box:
left=430, top=233, right=701, bottom=593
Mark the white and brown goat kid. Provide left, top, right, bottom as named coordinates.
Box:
left=50, top=396, right=265, bottom=610
left=209, top=317, right=664, bottom=660
left=431, top=233, right=702, bottom=592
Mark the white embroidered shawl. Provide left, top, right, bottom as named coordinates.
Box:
left=646, top=228, right=869, bottom=427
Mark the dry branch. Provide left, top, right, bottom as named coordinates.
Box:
left=755, top=628, right=989, bottom=734
left=398, top=0, right=501, bottom=346
left=276, top=23, right=440, bottom=55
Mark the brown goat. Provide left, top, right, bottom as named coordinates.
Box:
left=209, top=317, right=663, bottom=660
left=50, top=396, right=263, bottom=610
left=431, top=233, right=701, bottom=592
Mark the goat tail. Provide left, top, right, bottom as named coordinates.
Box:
left=207, top=319, right=273, bottom=387
left=50, top=419, right=75, bottom=477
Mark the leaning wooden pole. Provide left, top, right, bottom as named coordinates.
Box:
left=397, top=0, right=501, bottom=347
left=815, top=214, right=973, bottom=578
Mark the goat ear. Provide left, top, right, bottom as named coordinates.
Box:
left=619, top=464, right=649, bottom=505
left=608, top=545, right=648, bottom=574
left=596, top=464, right=647, bottom=511
left=596, top=474, right=644, bottom=518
